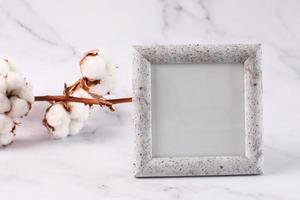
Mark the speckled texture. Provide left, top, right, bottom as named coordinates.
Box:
left=133, top=44, right=263, bottom=177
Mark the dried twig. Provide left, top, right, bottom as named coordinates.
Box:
left=34, top=95, right=132, bottom=109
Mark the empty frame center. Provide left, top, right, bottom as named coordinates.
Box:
left=151, top=63, right=245, bottom=157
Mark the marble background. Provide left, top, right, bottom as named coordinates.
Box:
left=0, top=0, right=299, bottom=199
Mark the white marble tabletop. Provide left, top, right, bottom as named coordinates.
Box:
left=0, top=0, right=299, bottom=199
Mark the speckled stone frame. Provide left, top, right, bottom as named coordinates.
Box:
left=133, top=44, right=263, bottom=177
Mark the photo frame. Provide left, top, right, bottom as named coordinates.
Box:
left=133, top=44, right=263, bottom=177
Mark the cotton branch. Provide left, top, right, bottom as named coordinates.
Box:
left=34, top=95, right=132, bottom=111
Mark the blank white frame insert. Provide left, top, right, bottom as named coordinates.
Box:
left=151, top=63, right=245, bottom=158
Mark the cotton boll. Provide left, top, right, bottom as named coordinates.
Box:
left=89, top=76, right=115, bottom=96
left=80, top=53, right=107, bottom=80
left=45, top=103, right=70, bottom=127
left=68, top=88, right=91, bottom=121
left=0, top=132, right=14, bottom=146
left=104, top=61, right=117, bottom=91
left=105, top=61, right=115, bottom=76
left=102, top=75, right=115, bottom=93
left=68, top=102, right=90, bottom=121
left=69, top=120, right=84, bottom=135
left=18, top=83, right=34, bottom=103
left=6, top=71, right=26, bottom=92
left=8, top=97, right=30, bottom=118
left=0, top=94, right=11, bottom=113
left=45, top=103, right=71, bottom=139
left=72, top=88, right=91, bottom=98
left=0, top=59, right=10, bottom=75
left=52, top=124, right=70, bottom=139
left=6, top=59, right=20, bottom=73
left=108, top=75, right=116, bottom=92
left=0, top=115, right=6, bottom=132
left=0, top=59, right=33, bottom=146
left=0, top=114, right=14, bottom=134
left=0, top=76, right=7, bottom=94
left=89, top=83, right=108, bottom=96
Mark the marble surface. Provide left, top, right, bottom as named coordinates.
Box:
left=0, top=0, right=299, bottom=199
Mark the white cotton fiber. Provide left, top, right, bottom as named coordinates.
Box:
left=0, top=94, right=11, bottom=113
left=0, top=76, right=7, bottom=94
left=6, top=71, right=26, bottom=92
left=105, top=61, right=115, bottom=76
left=0, top=59, right=34, bottom=146
left=0, top=114, right=14, bottom=134
left=79, top=49, right=116, bottom=96
left=44, top=101, right=89, bottom=139
left=8, top=97, right=30, bottom=118
left=5, top=59, right=20, bottom=72
left=0, top=59, right=10, bottom=75
left=52, top=123, right=70, bottom=139
left=0, top=132, right=14, bottom=146
left=72, top=88, right=91, bottom=98
left=89, top=75, right=115, bottom=96
left=18, top=83, right=34, bottom=103
left=69, top=120, right=84, bottom=135
left=80, top=55, right=107, bottom=80
left=45, top=103, right=70, bottom=127
left=68, top=102, right=90, bottom=121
